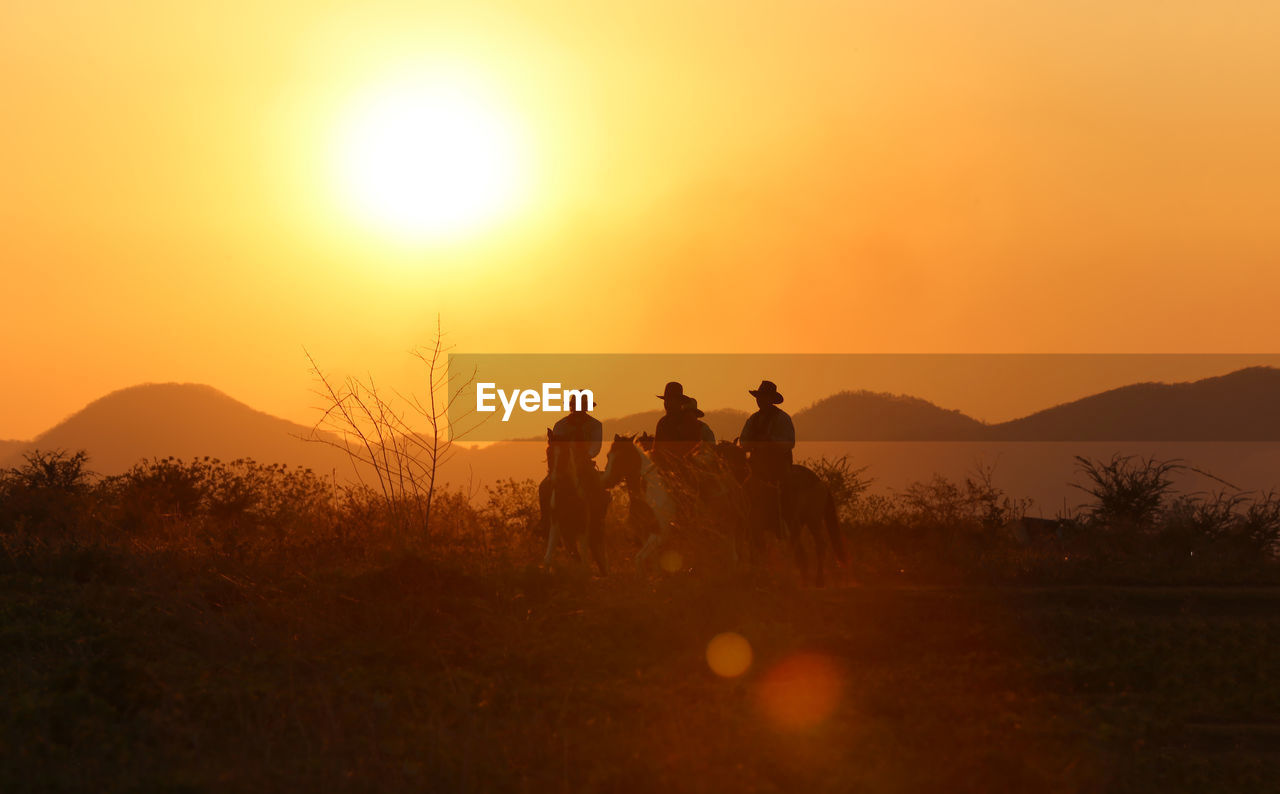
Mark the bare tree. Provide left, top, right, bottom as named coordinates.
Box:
left=303, top=317, right=485, bottom=538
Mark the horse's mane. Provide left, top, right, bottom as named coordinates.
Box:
left=705, top=439, right=749, bottom=481
left=605, top=433, right=655, bottom=487
left=547, top=427, right=591, bottom=477
left=610, top=433, right=648, bottom=461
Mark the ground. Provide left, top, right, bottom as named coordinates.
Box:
left=2, top=545, right=1278, bottom=793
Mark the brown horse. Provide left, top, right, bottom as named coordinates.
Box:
left=710, top=441, right=848, bottom=586
left=541, top=429, right=608, bottom=575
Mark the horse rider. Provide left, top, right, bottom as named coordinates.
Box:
left=684, top=397, right=717, bottom=447
left=652, top=381, right=702, bottom=469
left=682, top=396, right=722, bottom=501
left=547, top=391, right=610, bottom=537
left=739, top=380, right=795, bottom=537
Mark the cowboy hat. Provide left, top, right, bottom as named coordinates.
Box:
left=748, top=380, right=784, bottom=404
left=684, top=397, right=706, bottom=418
left=657, top=381, right=686, bottom=401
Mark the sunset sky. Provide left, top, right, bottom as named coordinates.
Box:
left=4, top=1, right=1280, bottom=439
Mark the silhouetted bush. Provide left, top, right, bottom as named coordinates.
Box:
left=2, top=448, right=1277, bottom=584
left=0, top=449, right=94, bottom=535
left=480, top=478, right=542, bottom=541
left=804, top=455, right=872, bottom=524
left=1161, top=490, right=1280, bottom=564
left=97, top=456, right=337, bottom=555
left=1072, top=454, right=1183, bottom=529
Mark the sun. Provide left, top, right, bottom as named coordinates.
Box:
left=335, top=74, right=527, bottom=241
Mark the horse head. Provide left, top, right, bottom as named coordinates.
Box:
left=713, top=439, right=750, bottom=482
left=603, top=433, right=644, bottom=488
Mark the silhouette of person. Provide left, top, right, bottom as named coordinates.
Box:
left=546, top=391, right=609, bottom=538
left=682, top=396, right=719, bottom=500
left=652, top=382, right=701, bottom=468
left=739, top=380, right=794, bottom=537
left=551, top=391, right=602, bottom=460
left=684, top=397, right=716, bottom=446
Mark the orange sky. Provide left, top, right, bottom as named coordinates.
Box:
left=4, top=1, right=1280, bottom=439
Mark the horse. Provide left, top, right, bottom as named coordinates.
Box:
left=781, top=463, right=849, bottom=586
left=710, top=441, right=848, bottom=586
left=541, top=429, right=609, bottom=575
left=601, top=434, right=679, bottom=570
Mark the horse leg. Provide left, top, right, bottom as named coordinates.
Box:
left=730, top=520, right=743, bottom=567
left=589, top=488, right=610, bottom=577
left=573, top=500, right=595, bottom=567
left=537, top=476, right=553, bottom=542
left=789, top=526, right=810, bottom=585
left=588, top=524, right=608, bottom=577
left=543, top=514, right=561, bottom=567
left=808, top=516, right=828, bottom=588
left=825, top=492, right=848, bottom=565
left=636, top=531, right=663, bottom=571
left=566, top=523, right=584, bottom=564
left=721, top=493, right=749, bottom=570
left=739, top=511, right=758, bottom=570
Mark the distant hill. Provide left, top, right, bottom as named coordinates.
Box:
left=600, top=408, right=749, bottom=442
left=8, top=368, right=1280, bottom=502
left=0, top=440, right=25, bottom=464
left=988, top=367, right=1280, bottom=441
left=514, top=392, right=978, bottom=444
left=795, top=390, right=987, bottom=441
left=604, top=393, right=987, bottom=442
left=0, top=383, right=353, bottom=476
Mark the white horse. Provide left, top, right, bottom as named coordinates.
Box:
left=601, top=434, right=679, bottom=569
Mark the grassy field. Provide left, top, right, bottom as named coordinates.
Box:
left=3, top=538, right=1278, bottom=793
left=3, top=452, right=1278, bottom=792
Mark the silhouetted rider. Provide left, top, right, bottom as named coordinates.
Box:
left=652, top=381, right=701, bottom=469
left=682, top=396, right=720, bottom=500
left=739, top=380, right=794, bottom=537
left=551, top=391, right=603, bottom=460
left=546, top=391, right=609, bottom=537
left=684, top=397, right=716, bottom=447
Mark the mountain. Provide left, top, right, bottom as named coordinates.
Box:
left=0, top=383, right=353, bottom=475
left=0, top=440, right=25, bottom=464
left=508, top=392, right=976, bottom=445
left=601, top=408, right=749, bottom=441
left=787, top=369, right=1280, bottom=442
left=988, top=367, right=1280, bottom=441
left=794, top=390, right=987, bottom=441
left=8, top=368, right=1280, bottom=506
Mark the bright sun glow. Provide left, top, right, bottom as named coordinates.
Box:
left=336, top=73, right=527, bottom=241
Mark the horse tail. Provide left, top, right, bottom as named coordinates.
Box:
left=824, top=491, right=848, bottom=564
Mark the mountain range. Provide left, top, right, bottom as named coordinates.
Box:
left=570, top=366, right=1280, bottom=442
left=6, top=368, right=1280, bottom=509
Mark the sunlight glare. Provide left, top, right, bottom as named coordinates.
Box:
left=335, top=72, right=527, bottom=242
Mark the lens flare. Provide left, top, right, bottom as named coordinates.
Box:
left=756, top=653, right=844, bottom=729
left=706, top=632, right=753, bottom=678
left=659, top=550, right=683, bottom=573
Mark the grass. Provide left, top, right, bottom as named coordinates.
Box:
left=2, top=537, right=1278, bottom=793
left=2, top=452, right=1279, bottom=792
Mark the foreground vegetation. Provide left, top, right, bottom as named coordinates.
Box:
left=2, top=451, right=1278, bottom=792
